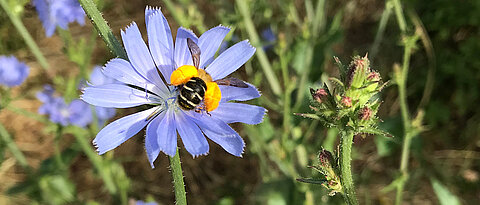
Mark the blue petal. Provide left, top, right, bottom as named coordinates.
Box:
left=147, top=9, right=175, bottom=83
left=156, top=107, right=177, bottom=157
left=174, top=28, right=198, bottom=68
left=219, top=82, right=261, bottom=102
left=175, top=110, right=208, bottom=157
left=145, top=6, right=160, bottom=26
left=68, top=99, right=93, bottom=127
left=121, top=23, right=167, bottom=92
left=82, top=84, right=153, bottom=108
left=198, top=26, right=230, bottom=68
left=206, top=40, right=256, bottom=80
left=101, top=58, right=167, bottom=97
left=101, top=58, right=146, bottom=85
left=188, top=113, right=244, bottom=157
left=145, top=110, right=166, bottom=168
left=93, top=107, right=157, bottom=155
left=211, top=102, right=266, bottom=125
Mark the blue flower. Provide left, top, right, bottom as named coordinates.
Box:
left=0, top=55, right=29, bottom=87
left=33, top=0, right=85, bottom=37
left=89, top=66, right=117, bottom=126
left=136, top=200, right=158, bottom=205
left=261, top=27, right=276, bottom=51
left=82, top=7, right=266, bottom=167
left=37, top=85, right=92, bottom=127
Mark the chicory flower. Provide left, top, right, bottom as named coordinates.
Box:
left=33, top=0, right=85, bottom=37
left=37, top=85, right=92, bottom=127
left=0, top=55, right=29, bottom=87
left=82, top=7, right=266, bottom=167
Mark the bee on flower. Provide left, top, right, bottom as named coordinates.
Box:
left=81, top=7, right=266, bottom=168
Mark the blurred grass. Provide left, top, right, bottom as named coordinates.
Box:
left=0, top=0, right=479, bottom=204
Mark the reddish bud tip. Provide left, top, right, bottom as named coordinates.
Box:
left=310, top=88, right=328, bottom=103
left=359, top=107, right=373, bottom=121
left=367, top=71, right=380, bottom=81
left=341, top=96, right=352, bottom=107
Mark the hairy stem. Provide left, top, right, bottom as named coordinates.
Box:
left=169, top=148, right=187, bottom=205
left=395, top=36, right=417, bottom=205
left=340, top=130, right=358, bottom=205
left=78, top=0, right=127, bottom=59
left=0, top=0, right=49, bottom=69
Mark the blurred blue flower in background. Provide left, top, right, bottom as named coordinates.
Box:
left=0, top=55, right=29, bottom=87
left=261, top=27, right=276, bottom=51
left=82, top=7, right=266, bottom=168
left=37, top=85, right=92, bottom=127
left=136, top=200, right=158, bottom=205
left=33, top=0, right=86, bottom=37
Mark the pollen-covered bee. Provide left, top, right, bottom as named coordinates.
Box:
left=170, top=38, right=249, bottom=112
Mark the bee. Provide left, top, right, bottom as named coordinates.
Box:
left=170, top=38, right=249, bottom=113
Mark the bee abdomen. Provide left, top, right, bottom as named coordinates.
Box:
left=177, top=77, right=207, bottom=110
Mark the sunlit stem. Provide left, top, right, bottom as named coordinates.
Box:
left=235, top=0, right=282, bottom=97
left=78, top=0, right=128, bottom=60
left=169, top=147, right=187, bottom=205
left=0, top=0, right=49, bottom=70
left=395, top=35, right=418, bottom=205
left=339, top=130, right=358, bottom=205
left=371, top=0, right=393, bottom=59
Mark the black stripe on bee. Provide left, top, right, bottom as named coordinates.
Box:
left=177, top=77, right=207, bottom=110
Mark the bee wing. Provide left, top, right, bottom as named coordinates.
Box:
left=215, top=78, right=249, bottom=88
left=187, top=38, right=201, bottom=69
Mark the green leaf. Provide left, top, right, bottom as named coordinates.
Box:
left=431, top=178, right=461, bottom=205
left=357, top=127, right=393, bottom=137
left=296, top=178, right=327, bottom=185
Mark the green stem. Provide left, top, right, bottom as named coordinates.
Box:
left=371, top=0, right=393, bottom=59
left=235, top=0, right=282, bottom=97
left=0, top=0, right=49, bottom=69
left=169, top=148, right=187, bottom=205
left=66, top=127, right=118, bottom=196
left=392, top=0, right=407, bottom=33
left=293, top=0, right=325, bottom=111
left=0, top=123, right=30, bottom=170
left=395, top=36, right=417, bottom=205
left=53, top=125, right=66, bottom=170
left=339, top=130, right=358, bottom=205
left=78, top=0, right=128, bottom=59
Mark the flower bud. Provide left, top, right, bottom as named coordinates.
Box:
left=319, top=149, right=334, bottom=169
left=341, top=96, right=352, bottom=108
left=346, top=54, right=370, bottom=89
left=359, top=106, right=373, bottom=121
left=310, top=88, right=328, bottom=104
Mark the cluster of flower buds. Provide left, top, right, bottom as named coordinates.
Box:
left=299, top=54, right=387, bottom=135
left=298, top=149, right=342, bottom=195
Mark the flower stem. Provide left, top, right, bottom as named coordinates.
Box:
left=339, top=130, right=358, bottom=205
left=65, top=127, right=119, bottom=197
left=0, top=0, right=49, bottom=70
left=235, top=0, right=282, bottom=97
left=78, top=0, right=128, bottom=60
left=395, top=35, right=418, bottom=205
left=0, top=122, right=30, bottom=171
left=169, top=148, right=187, bottom=205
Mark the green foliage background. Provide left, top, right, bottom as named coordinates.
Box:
left=0, top=0, right=479, bottom=204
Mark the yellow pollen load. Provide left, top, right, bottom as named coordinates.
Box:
left=204, top=82, right=221, bottom=112
left=170, top=65, right=199, bottom=86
